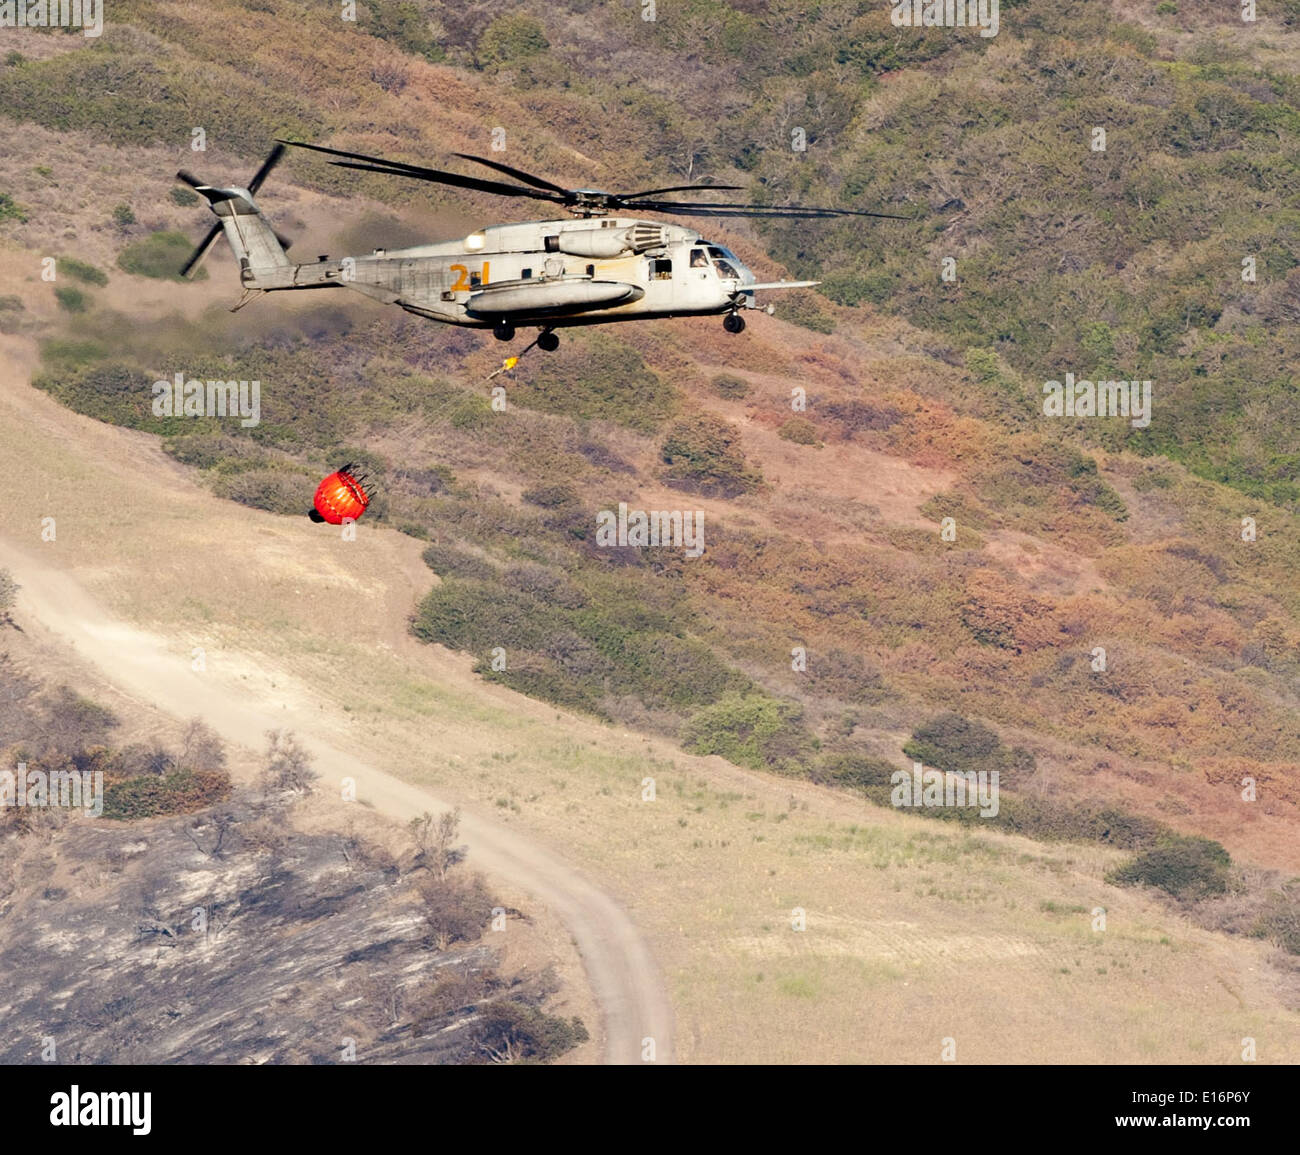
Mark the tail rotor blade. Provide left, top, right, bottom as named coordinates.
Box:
left=180, top=222, right=223, bottom=278
left=247, top=142, right=286, bottom=195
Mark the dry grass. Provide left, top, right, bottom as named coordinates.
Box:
left=2, top=324, right=1297, bottom=1062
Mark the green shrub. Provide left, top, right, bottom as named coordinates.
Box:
left=169, top=186, right=199, bottom=207
left=117, top=231, right=206, bottom=281
left=422, top=542, right=497, bottom=581
left=778, top=416, right=822, bottom=446
left=479, top=13, right=550, bottom=64
left=680, top=692, right=813, bottom=773
left=1107, top=835, right=1233, bottom=901
left=513, top=333, right=676, bottom=432
left=366, top=0, right=445, bottom=61
left=53, top=286, right=87, bottom=313
left=102, top=768, right=232, bottom=820
left=712, top=373, right=750, bottom=400
left=776, top=289, right=835, bottom=333
left=0, top=192, right=27, bottom=223
left=903, top=711, right=1036, bottom=786
left=59, top=258, right=108, bottom=286
left=660, top=412, right=761, bottom=496
left=813, top=753, right=898, bottom=789
left=212, top=469, right=308, bottom=515
left=112, top=203, right=136, bottom=227
left=473, top=1001, right=589, bottom=1063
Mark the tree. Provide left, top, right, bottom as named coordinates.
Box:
left=261, top=729, right=317, bottom=794
left=176, top=719, right=226, bottom=773
left=410, top=807, right=462, bottom=879
left=419, top=872, right=493, bottom=951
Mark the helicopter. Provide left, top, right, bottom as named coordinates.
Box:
left=176, top=141, right=907, bottom=351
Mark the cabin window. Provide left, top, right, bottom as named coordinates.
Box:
left=586, top=264, right=595, bottom=277
left=649, top=258, right=673, bottom=281
left=522, top=268, right=532, bottom=279
left=470, top=271, right=481, bottom=287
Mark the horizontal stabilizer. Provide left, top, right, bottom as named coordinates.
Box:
left=740, top=280, right=821, bottom=291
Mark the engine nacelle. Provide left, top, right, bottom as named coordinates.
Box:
left=545, top=223, right=667, bottom=259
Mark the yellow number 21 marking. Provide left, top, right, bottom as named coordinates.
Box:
left=449, top=263, right=489, bottom=292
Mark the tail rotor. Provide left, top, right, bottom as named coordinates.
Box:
left=176, top=144, right=290, bottom=278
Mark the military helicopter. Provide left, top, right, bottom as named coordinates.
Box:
left=176, top=141, right=907, bottom=351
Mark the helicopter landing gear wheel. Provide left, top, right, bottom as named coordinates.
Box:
left=723, top=312, right=746, bottom=334
left=493, top=321, right=516, bottom=342
left=537, top=329, right=559, bottom=352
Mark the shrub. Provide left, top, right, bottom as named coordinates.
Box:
left=112, top=203, right=136, bottom=227
left=776, top=289, right=835, bottom=333
left=420, top=872, right=494, bottom=950
left=522, top=482, right=579, bottom=509
left=712, top=373, right=750, bottom=400
left=680, top=692, right=813, bottom=772
left=1107, top=835, right=1233, bottom=901
left=54, top=286, right=87, bottom=313
left=169, top=186, right=199, bottom=207
left=660, top=412, right=762, bottom=496
left=117, top=231, right=205, bottom=281
left=513, top=333, right=676, bottom=432
left=366, top=0, right=445, bottom=61
left=0, top=192, right=27, bottom=223
left=212, top=469, right=307, bottom=515
left=473, top=1002, right=589, bottom=1063
left=421, top=542, right=497, bottom=581
left=903, top=711, right=1035, bottom=786
left=479, top=13, right=550, bottom=64
left=778, top=416, right=822, bottom=446
left=101, top=768, right=231, bottom=820
left=1252, top=883, right=1300, bottom=954
left=59, top=258, right=108, bottom=286
left=813, top=753, right=898, bottom=789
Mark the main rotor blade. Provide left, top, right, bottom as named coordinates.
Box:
left=450, top=152, right=569, bottom=195
left=625, top=199, right=913, bottom=220
left=247, top=142, right=286, bottom=195
left=180, top=222, right=223, bottom=278
left=176, top=170, right=205, bottom=189
left=620, top=183, right=744, bottom=199
left=278, top=140, right=567, bottom=203
left=326, top=160, right=566, bottom=202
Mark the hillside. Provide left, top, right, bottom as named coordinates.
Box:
left=0, top=1, right=1298, bottom=1063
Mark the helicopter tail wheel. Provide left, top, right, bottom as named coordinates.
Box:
left=723, top=312, right=746, bottom=334
left=537, top=329, right=559, bottom=352
left=493, top=320, right=516, bottom=342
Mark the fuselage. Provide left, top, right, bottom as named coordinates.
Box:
left=253, top=216, right=759, bottom=328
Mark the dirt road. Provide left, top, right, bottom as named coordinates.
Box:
left=0, top=539, right=673, bottom=1064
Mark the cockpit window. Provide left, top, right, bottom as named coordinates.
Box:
left=704, top=245, right=741, bottom=279
left=690, top=248, right=708, bottom=268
